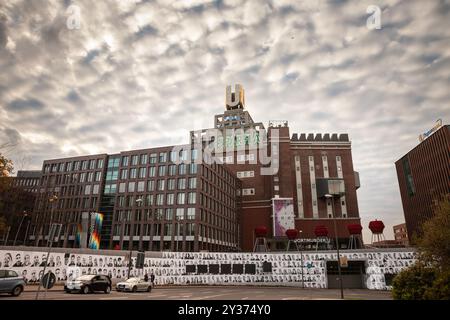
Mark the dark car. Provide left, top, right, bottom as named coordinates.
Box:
left=0, top=270, right=26, bottom=296
left=64, top=275, right=111, bottom=294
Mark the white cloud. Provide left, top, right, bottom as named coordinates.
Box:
left=1, top=0, right=449, bottom=241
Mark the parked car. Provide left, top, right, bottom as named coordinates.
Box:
left=0, top=270, right=26, bottom=296
left=116, top=277, right=152, bottom=293
left=64, top=275, right=111, bottom=294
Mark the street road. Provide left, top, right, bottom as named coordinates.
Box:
left=0, top=286, right=392, bottom=300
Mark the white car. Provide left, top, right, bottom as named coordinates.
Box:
left=116, top=277, right=152, bottom=293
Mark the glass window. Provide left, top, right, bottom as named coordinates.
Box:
left=121, top=156, right=129, bottom=166
left=188, top=177, right=197, bottom=189
left=168, top=165, right=177, bottom=176
left=178, top=178, right=186, bottom=190
left=97, top=159, right=104, bottom=169
left=146, top=194, right=153, bottom=206
left=87, top=172, right=94, bottom=182
left=177, top=193, right=185, bottom=205
left=187, top=208, right=195, bottom=220
left=167, top=179, right=176, bottom=190
left=148, top=166, right=156, bottom=177
left=82, top=160, right=88, bottom=170
left=186, top=223, right=195, bottom=236
left=170, top=151, right=177, bottom=162
left=106, top=169, right=118, bottom=181
left=84, top=185, right=91, bottom=195
left=188, top=192, right=196, bottom=204
left=147, top=180, right=155, bottom=191
left=140, top=154, right=148, bottom=165
left=95, top=171, right=102, bottom=181
left=190, top=164, right=197, bottom=174
left=149, top=153, right=157, bottom=164
left=191, top=149, right=198, bottom=161
left=120, top=169, right=128, bottom=180
left=176, top=208, right=184, bottom=220
left=137, top=181, right=145, bottom=192
left=165, top=208, right=173, bottom=220
left=166, top=193, right=174, bottom=205
left=156, top=194, right=164, bottom=205
left=158, top=166, right=166, bottom=176
left=164, top=224, right=173, bottom=236
left=157, top=179, right=165, bottom=191
left=159, top=152, right=167, bottom=162
left=178, top=164, right=186, bottom=175
left=89, top=159, right=96, bottom=169
left=128, top=182, right=135, bottom=192
left=139, top=167, right=146, bottom=178
left=131, top=155, right=138, bottom=166
left=180, top=150, right=188, bottom=161
left=104, top=183, right=117, bottom=194
left=130, top=168, right=137, bottom=179
left=80, top=172, right=86, bottom=183
left=93, top=184, right=99, bottom=195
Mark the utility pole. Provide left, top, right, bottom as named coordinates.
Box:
left=35, top=194, right=58, bottom=300
left=325, top=193, right=344, bottom=299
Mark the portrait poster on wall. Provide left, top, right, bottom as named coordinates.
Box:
left=272, top=198, right=295, bottom=237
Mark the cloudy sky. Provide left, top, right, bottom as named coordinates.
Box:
left=1, top=0, right=449, bottom=241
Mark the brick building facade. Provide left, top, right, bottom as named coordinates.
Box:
left=27, top=85, right=362, bottom=252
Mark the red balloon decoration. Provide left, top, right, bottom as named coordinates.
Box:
left=285, top=229, right=298, bottom=240
left=347, top=224, right=363, bottom=235
left=369, top=220, right=385, bottom=234
left=254, top=226, right=268, bottom=237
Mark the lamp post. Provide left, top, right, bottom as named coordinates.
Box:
left=325, top=193, right=344, bottom=299
left=299, top=230, right=304, bottom=289
left=13, top=211, right=28, bottom=246
left=36, top=194, right=58, bottom=300
left=128, top=198, right=143, bottom=279
left=176, top=215, right=184, bottom=252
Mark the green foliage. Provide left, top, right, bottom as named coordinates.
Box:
left=392, top=195, right=450, bottom=300
left=0, top=153, right=14, bottom=177
left=392, top=263, right=436, bottom=300
left=417, top=196, right=450, bottom=272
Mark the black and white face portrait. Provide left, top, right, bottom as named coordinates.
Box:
left=3, top=253, right=12, bottom=267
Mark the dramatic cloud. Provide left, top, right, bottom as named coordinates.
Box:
left=1, top=0, right=449, bottom=240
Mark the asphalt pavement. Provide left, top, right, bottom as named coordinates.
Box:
left=0, top=285, right=393, bottom=300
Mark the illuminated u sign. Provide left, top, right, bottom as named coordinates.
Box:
left=225, top=84, right=245, bottom=110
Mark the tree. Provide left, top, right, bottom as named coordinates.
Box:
left=0, top=152, right=14, bottom=178
left=0, top=152, right=14, bottom=236
left=417, top=196, right=450, bottom=272
left=392, top=195, right=450, bottom=299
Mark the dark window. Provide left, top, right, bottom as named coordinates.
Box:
left=402, top=157, right=415, bottom=197
left=197, top=265, right=208, bottom=274
left=232, top=264, right=243, bottom=274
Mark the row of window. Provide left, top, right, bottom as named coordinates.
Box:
left=42, top=171, right=102, bottom=186
left=120, top=150, right=199, bottom=167
left=117, top=163, right=198, bottom=180
left=14, top=178, right=39, bottom=186
left=113, top=222, right=196, bottom=237
left=44, top=159, right=104, bottom=173
left=114, top=207, right=196, bottom=221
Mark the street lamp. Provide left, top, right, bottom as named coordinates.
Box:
left=127, top=198, right=143, bottom=279
left=299, top=230, right=304, bottom=289
left=13, top=211, right=28, bottom=246
left=324, top=193, right=344, bottom=299
left=36, top=194, right=59, bottom=300
left=175, top=215, right=183, bottom=252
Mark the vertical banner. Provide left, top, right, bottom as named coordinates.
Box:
left=88, top=212, right=103, bottom=250
left=272, top=198, right=295, bottom=237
